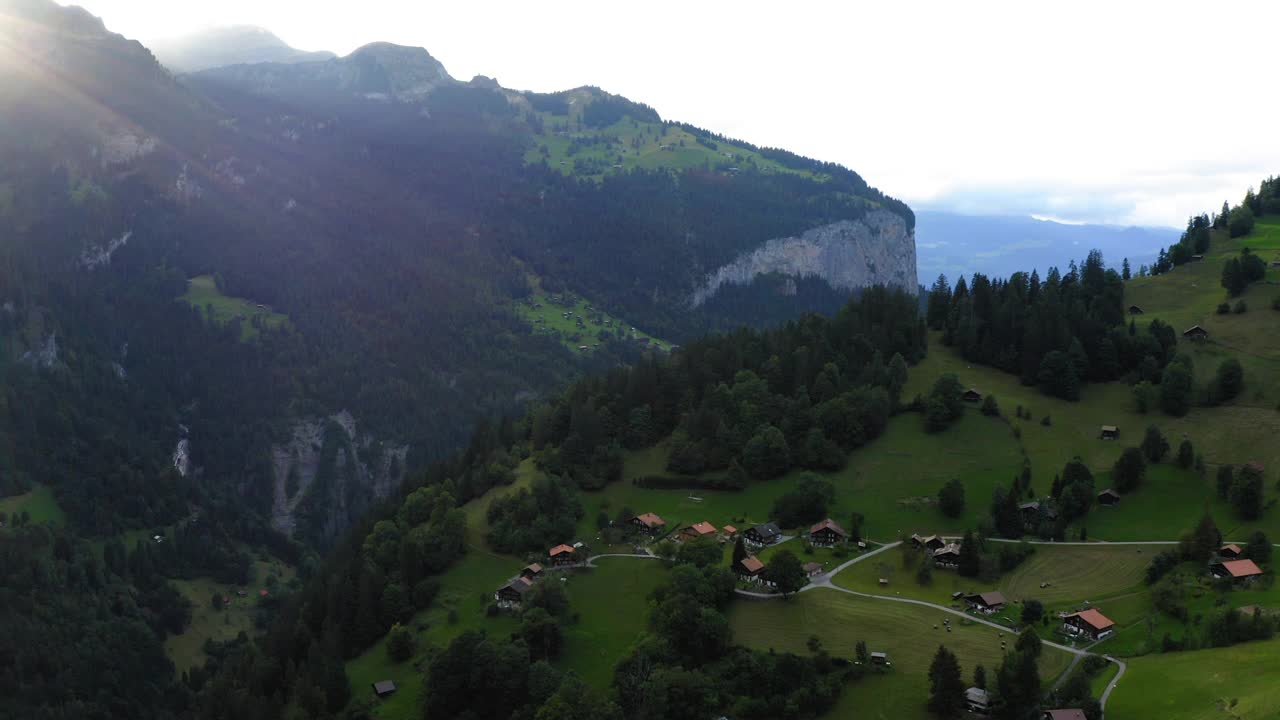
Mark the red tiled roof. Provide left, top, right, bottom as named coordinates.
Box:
left=524, top=563, right=544, bottom=574
left=1221, top=544, right=1243, bottom=555
left=723, top=525, right=738, bottom=534
left=809, top=518, right=848, bottom=536
left=1065, top=608, right=1115, bottom=632
left=549, top=544, right=575, bottom=556
left=634, top=512, right=665, bottom=528
left=688, top=521, right=717, bottom=536
left=259, top=589, right=268, bottom=597
left=1045, top=710, right=1087, bottom=720
left=1221, top=559, right=1263, bottom=578
left=740, top=555, right=765, bottom=573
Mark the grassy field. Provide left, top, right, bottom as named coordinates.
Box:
left=514, top=281, right=670, bottom=354
left=179, top=275, right=289, bottom=341
left=729, top=588, right=1073, bottom=720
left=833, top=544, right=1156, bottom=619
left=579, top=410, right=1024, bottom=549
left=0, top=483, right=65, bottom=527
left=1107, top=637, right=1280, bottom=720
left=165, top=557, right=297, bottom=672
left=519, top=91, right=827, bottom=184
left=557, top=557, right=666, bottom=687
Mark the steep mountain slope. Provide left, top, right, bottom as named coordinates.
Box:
left=148, top=25, right=335, bottom=73
left=0, top=0, right=915, bottom=557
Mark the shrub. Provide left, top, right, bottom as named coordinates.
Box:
left=1217, top=302, right=1231, bottom=315
left=980, top=395, right=999, bottom=417
left=1040, top=415, right=1052, bottom=427
left=1234, top=300, right=1248, bottom=314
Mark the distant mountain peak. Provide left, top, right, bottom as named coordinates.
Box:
left=148, top=24, right=336, bottom=73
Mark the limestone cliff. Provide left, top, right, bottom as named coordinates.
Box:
left=689, top=210, right=918, bottom=306
left=270, top=410, right=407, bottom=544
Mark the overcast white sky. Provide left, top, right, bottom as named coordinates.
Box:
left=62, top=0, right=1280, bottom=228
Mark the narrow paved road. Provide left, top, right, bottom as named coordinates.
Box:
left=733, top=540, right=1129, bottom=716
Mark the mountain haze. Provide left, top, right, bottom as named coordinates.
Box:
left=148, top=25, right=336, bottom=73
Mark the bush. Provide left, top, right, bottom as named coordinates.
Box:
left=1141, top=425, right=1170, bottom=462
left=1272, top=296, right=1280, bottom=311
left=938, top=478, right=965, bottom=518
left=1040, top=415, right=1052, bottom=427
left=1217, top=302, right=1231, bottom=315
left=980, top=395, right=999, bottom=417
left=1234, top=300, right=1248, bottom=314
left=386, top=623, right=415, bottom=662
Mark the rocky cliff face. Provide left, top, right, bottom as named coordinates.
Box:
left=689, top=210, right=918, bottom=306
left=270, top=410, right=407, bottom=544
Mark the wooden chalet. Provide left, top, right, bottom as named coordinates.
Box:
left=962, top=387, right=983, bottom=402
left=744, top=522, right=782, bottom=546
left=520, top=563, right=544, bottom=580
left=1190, top=254, right=1205, bottom=262
left=965, top=591, right=1007, bottom=614
left=1211, top=558, right=1263, bottom=582
left=372, top=680, right=397, bottom=698
left=803, top=562, right=824, bottom=578
left=1097, top=489, right=1121, bottom=506
left=1099, top=425, right=1120, bottom=440
left=548, top=543, right=578, bottom=566
left=679, top=521, right=718, bottom=542
left=808, top=518, right=848, bottom=546
left=722, top=525, right=738, bottom=539
left=965, top=687, right=991, bottom=715
left=1043, top=710, right=1087, bottom=720
left=737, top=555, right=765, bottom=579
left=932, top=542, right=962, bottom=567
left=630, top=512, right=666, bottom=533
left=910, top=533, right=946, bottom=551
left=1182, top=325, right=1209, bottom=341
left=495, top=576, right=534, bottom=607
left=869, top=651, right=890, bottom=666
left=1220, top=544, right=1244, bottom=559
left=1062, top=608, right=1116, bottom=640
left=1127, top=304, right=1144, bottom=315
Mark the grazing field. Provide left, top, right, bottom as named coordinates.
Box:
left=1106, top=637, right=1280, bottom=720
left=0, top=483, right=65, bottom=526
left=179, top=275, right=289, bottom=341
left=729, top=588, right=1073, bottom=720
left=520, top=94, right=821, bottom=183
left=557, top=557, right=666, bottom=687
left=165, top=557, right=297, bottom=672
left=580, top=410, right=1024, bottom=548
left=832, top=543, right=1156, bottom=616
left=513, top=282, right=670, bottom=354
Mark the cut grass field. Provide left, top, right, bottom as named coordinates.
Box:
left=729, top=588, right=1073, bottom=720
left=165, top=557, right=297, bottom=673
left=557, top=557, right=666, bottom=687
left=0, top=483, right=65, bottom=527
left=514, top=282, right=670, bottom=354
left=1106, top=637, right=1280, bottom=720
left=832, top=543, right=1157, bottom=620
left=178, top=275, right=289, bottom=341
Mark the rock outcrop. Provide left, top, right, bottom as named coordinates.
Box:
left=689, top=210, right=918, bottom=306
left=270, top=410, right=407, bottom=542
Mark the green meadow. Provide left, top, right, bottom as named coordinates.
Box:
left=0, top=483, right=65, bottom=527
left=179, top=275, right=289, bottom=341
left=1107, top=636, right=1280, bottom=720
left=729, top=588, right=1073, bottom=720
left=513, top=281, right=670, bottom=354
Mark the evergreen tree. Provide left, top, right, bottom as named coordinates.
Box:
left=1216, top=464, right=1234, bottom=499
left=1214, top=358, right=1244, bottom=401
left=927, top=645, right=965, bottom=719
left=1112, top=447, right=1146, bottom=493
left=1140, top=425, right=1169, bottom=463
left=1245, top=531, right=1272, bottom=565
left=958, top=530, right=981, bottom=577
left=1176, top=439, right=1195, bottom=469
left=1230, top=465, right=1265, bottom=520
left=1159, top=361, right=1194, bottom=416
left=1014, top=627, right=1041, bottom=659
left=766, top=550, right=807, bottom=597
left=973, top=664, right=987, bottom=690
left=938, top=478, right=966, bottom=518
left=1181, top=513, right=1221, bottom=564
left=927, top=274, right=952, bottom=330
left=1121, top=258, right=1131, bottom=280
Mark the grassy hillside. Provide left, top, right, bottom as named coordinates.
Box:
left=729, top=589, right=1073, bottom=720
left=0, top=483, right=65, bottom=526
left=514, top=282, right=671, bottom=353
left=1107, top=636, right=1280, bottom=720
left=165, top=557, right=297, bottom=672
left=178, top=275, right=289, bottom=341
left=520, top=89, right=827, bottom=183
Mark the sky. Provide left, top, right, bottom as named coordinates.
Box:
left=60, top=0, right=1280, bottom=228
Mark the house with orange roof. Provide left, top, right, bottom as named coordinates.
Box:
left=548, top=544, right=578, bottom=566
left=678, top=521, right=717, bottom=542
left=630, top=512, right=666, bottom=533
left=1211, top=558, right=1264, bottom=582
left=1062, top=608, right=1116, bottom=640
